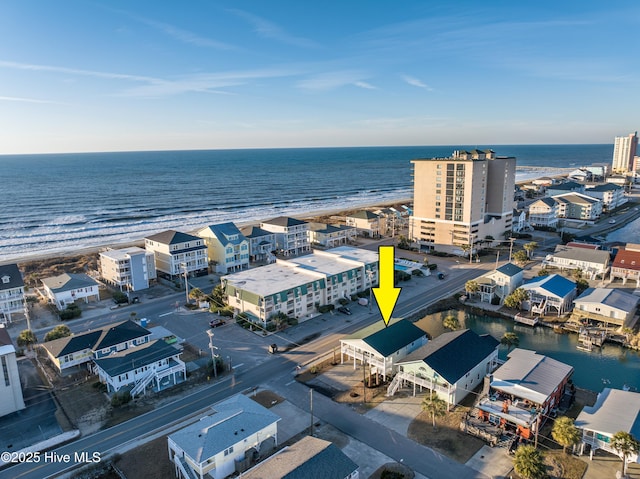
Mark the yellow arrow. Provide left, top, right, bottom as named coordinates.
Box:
left=372, top=245, right=401, bottom=326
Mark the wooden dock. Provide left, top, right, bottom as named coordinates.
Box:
left=514, top=314, right=539, bottom=326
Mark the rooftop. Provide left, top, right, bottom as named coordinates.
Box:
left=168, top=394, right=280, bottom=464
left=496, top=263, right=523, bottom=277
left=0, top=326, right=16, bottom=355
left=261, top=216, right=308, bottom=227
left=346, top=210, right=379, bottom=220
left=240, top=436, right=358, bottom=479
left=0, top=264, right=24, bottom=291
left=613, top=248, right=640, bottom=271
left=99, top=246, right=148, bottom=261
left=93, top=340, right=181, bottom=376
left=552, top=192, right=599, bottom=205
left=240, top=225, right=274, bottom=238
left=343, top=318, right=427, bottom=358
left=492, top=348, right=574, bottom=404
left=41, top=273, right=98, bottom=293
left=575, top=288, right=639, bottom=313
left=576, top=388, right=640, bottom=437
left=198, top=222, right=247, bottom=246
left=552, top=245, right=610, bottom=265
left=145, top=229, right=203, bottom=245
left=587, top=183, right=623, bottom=192
left=522, top=274, right=576, bottom=299
left=398, top=329, right=499, bottom=384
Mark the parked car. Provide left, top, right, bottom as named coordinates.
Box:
left=337, top=306, right=352, bottom=315
left=437, top=272, right=445, bottom=280
left=209, top=318, right=226, bottom=328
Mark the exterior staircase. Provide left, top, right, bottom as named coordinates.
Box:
left=131, top=369, right=156, bottom=398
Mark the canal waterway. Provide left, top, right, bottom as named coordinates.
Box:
left=415, top=311, right=640, bottom=394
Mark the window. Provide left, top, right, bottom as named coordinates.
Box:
left=1, top=356, right=9, bottom=386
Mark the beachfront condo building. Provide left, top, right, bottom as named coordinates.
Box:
left=144, top=230, right=208, bottom=279
left=410, top=149, right=516, bottom=255
left=197, top=222, right=250, bottom=274
left=223, top=246, right=378, bottom=324
left=552, top=192, right=603, bottom=221
left=99, top=246, right=156, bottom=292
left=0, top=264, right=25, bottom=325
left=0, top=327, right=25, bottom=417
left=260, top=217, right=310, bottom=257
left=611, top=132, right=638, bottom=173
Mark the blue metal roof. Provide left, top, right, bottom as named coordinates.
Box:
left=524, top=274, right=576, bottom=298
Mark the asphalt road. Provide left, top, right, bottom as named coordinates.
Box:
left=0, top=262, right=487, bottom=479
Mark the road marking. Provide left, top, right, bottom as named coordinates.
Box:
left=285, top=380, right=296, bottom=386
left=233, top=363, right=244, bottom=369
left=159, top=312, right=172, bottom=317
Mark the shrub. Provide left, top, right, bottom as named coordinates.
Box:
left=317, top=304, right=335, bottom=314
left=394, top=270, right=411, bottom=282
left=338, top=298, right=349, bottom=306
left=427, top=264, right=438, bottom=271
left=111, top=391, right=132, bottom=407
left=59, top=304, right=82, bottom=320
left=112, top=291, right=129, bottom=304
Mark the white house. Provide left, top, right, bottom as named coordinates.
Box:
left=308, top=223, right=357, bottom=248
left=99, top=247, right=156, bottom=292
left=572, top=287, right=639, bottom=328
left=340, top=318, right=428, bottom=381
left=197, top=222, right=250, bottom=274
left=0, top=264, right=25, bottom=324
left=521, top=274, right=577, bottom=316
left=144, top=230, right=208, bottom=278
left=239, top=226, right=276, bottom=263
left=585, top=183, right=627, bottom=211
left=41, top=273, right=100, bottom=310
left=576, top=388, right=640, bottom=463
left=476, top=263, right=524, bottom=304
left=240, top=436, right=359, bottom=479
left=260, top=217, right=310, bottom=257
left=223, top=247, right=379, bottom=324
left=345, top=210, right=384, bottom=238
left=544, top=245, right=610, bottom=279
left=528, top=198, right=558, bottom=228
left=511, top=209, right=528, bottom=233
left=168, top=394, right=280, bottom=479
left=391, top=329, right=500, bottom=407
left=0, top=326, right=25, bottom=417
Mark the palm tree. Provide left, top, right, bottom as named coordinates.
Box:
left=17, top=329, right=37, bottom=350
left=421, top=395, right=448, bottom=430
left=611, top=431, right=640, bottom=476
left=513, top=250, right=529, bottom=265
left=443, top=313, right=460, bottom=331
left=504, top=288, right=529, bottom=310
left=44, top=325, right=71, bottom=342
left=500, top=332, right=520, bottom=353
left=513, top=445, right=546, bottom=479
left=465, top=280, right=479, bottom=299
left=551, top=416, right=581, bottom=454
left=189, top=287, right=204, bottom=302
left=523, top=242, right=538, bottom=259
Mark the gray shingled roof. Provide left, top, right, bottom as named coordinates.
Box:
left=0, top=327, right=14, bottom=348
left=397, top=329, right=499, bottom=384
left=262, top=217, right=307, bottom=227
left=42, top=330, right=103, bottom=358
left=0, top=264, right=24, bottom=291
left=168, top=394, right=280, bottom=465
left=145, top=229, right=201, bottom=245
left=552, top=245, right=610, bottom=265
left=92, top=339, right=180, bottom=376
left=199, top=222, right=247, bottom=246
left=348, top=210, right=379, bottom=220
left=240, top=436, right=358, bottom=479
left=240, top=226, right=274, bottom=238
left=41, top=273, right=98, bottom=293
left=587, top=183, right=623, bottom=192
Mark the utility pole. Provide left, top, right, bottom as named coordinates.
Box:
left=207, top=330, right=218, bottom=378
left=181, top=262, right=189, bottom=304
left=362, top=351, right=367, bottom=404
left=309, top=388, right=314, bottom=436
left=469, top=234, right=474, bottom=265
left=367, top=270, right=373, bottom=314
left=509, top=237, right=515, bottom=263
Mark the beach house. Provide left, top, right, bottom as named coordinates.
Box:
left=260, top=217, right=310, bottom=257
left=476, top=263, right=524, bottom=304
left=584, top=183, right=627, bottom=211
left=308, top=222, right=357, bottom=248
left=610, top=244, right=640, bottom=286
left=223, top=246, right=378, bottom=324
left=0, top=264, right=25, bottom=324
left=476, top=349, right=574, bottom=439
left=552, top=192, right=603, bottom=221
left=391, top=329, right=500, bottom=406
left=576, top=388, right=640, bottom=462
left=543, top=244, right=611, bottom=279
left=340, top=318, right=428, bottom=381
left=41, top=273, right=100, bottom=310
left=168, top=394, right=280, bottom=479
left=528, top=198, right=558, bottom=228
left=144, top=230, right=208, bottom=278
left=0, top=326, right=25, bottom=417
left=546, top=181, right=585, bottom=197
left=345, top=210, right=384, bottom=238
left=99, top=246, right=156, bottom=292
left=571, top=288, right=639, bottom=328
left=240, top=436, right=359, bottom=479
left=239, top=226, right=276, bottom=263
left=197, top=222, right=250, bottom=274
left=520, top=274, right=577, bottom=316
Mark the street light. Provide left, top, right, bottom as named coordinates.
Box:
left=206, top=330, right=218, bottom=378
left=181, top=262, right=189, bottom=305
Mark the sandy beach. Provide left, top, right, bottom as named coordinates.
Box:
left=15, top=198, right=412, bottom=280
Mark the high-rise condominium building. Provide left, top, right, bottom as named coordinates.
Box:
left=410, top=149, right=516, bottom=255
left=612, top=132, right=638, bottom=173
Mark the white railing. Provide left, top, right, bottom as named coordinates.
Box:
left=131, top=369, right=156, bottom=398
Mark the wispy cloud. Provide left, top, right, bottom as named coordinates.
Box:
left=0, top=60, right=157, bottom=83
left=0, top=95, right=60, bottom=104
left=297, top=71, right=375, bottom=91
left=228, top=8, right=319, bottom=48
left=402, top=75, right=433, bottom=90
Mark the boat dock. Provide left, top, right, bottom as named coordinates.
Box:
left=514, top=314, right=539, bottom=326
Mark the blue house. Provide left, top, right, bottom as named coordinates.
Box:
left=521, top=274, right=577, bottom=316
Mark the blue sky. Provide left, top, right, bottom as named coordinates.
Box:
left=0, top=1, right=638, bottom=154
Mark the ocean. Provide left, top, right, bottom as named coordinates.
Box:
left=0, top=144, right=614, bottom=262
